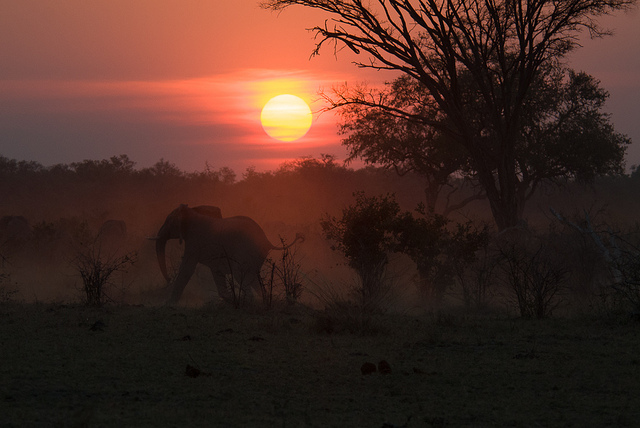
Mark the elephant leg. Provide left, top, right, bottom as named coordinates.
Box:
left=167, top=258, right=197, bottom=305
left=241, top=272, right=262, bottom=302
left=211, top=269, right=232, bottom=302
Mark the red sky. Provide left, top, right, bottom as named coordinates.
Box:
left=0, top=1, right=638, bottom=173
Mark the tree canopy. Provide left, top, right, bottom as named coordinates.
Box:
left=262, top=0, right=634, bottom=229
left=337, top=66, right=629, bottom=216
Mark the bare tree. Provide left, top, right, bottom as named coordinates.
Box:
left=262, top=0, right=634, bottom=229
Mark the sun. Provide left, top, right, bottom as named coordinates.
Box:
left=260, top=94, right=312, bottom=142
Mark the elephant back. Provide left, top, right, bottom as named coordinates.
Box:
left=195, top=215, right=274, bottom=257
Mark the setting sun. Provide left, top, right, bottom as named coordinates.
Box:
left=260, top=94, right=312, bottom=142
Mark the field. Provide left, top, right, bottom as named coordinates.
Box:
left=2, top=301, right=640, bottom=427
left=1, top=160, right=640, bottom=426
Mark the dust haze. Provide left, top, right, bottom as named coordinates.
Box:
left=1, top=154, right=639, bottom=313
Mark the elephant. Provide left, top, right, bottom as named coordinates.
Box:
left=190, top=205, right=222, bottom=219
left=152, top=204, right=303, bottom=305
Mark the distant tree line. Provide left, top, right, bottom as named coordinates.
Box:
left=1, top=153, right=638, bottom=225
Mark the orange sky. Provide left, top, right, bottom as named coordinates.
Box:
left=0, top=1, right=638, bottom=173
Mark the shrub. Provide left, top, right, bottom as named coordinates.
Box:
left=497, top=231, right=567, bottom=318
left=394, top=210, right=489, bottom=307
left=322, top=192, right=491, bottom=311
left=456, top=244, right=500, bottom=311
left=552, top=209, right=640, bottom=314
left=260, top=237, right=304, bottom=309
left=72, top=239, right=137, bottom=307
left=321, top=192, right=400, bottom=310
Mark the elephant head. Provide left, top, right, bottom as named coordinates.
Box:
left=152, top=204, right=303, bottom=305
left=155, top=205, right=223, bottom=283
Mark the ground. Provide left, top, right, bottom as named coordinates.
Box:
left=1, top=302, right=639, bottom=427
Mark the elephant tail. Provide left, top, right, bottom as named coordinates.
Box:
left=271, top=232, right=305, bottom=251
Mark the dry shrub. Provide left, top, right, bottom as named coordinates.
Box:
left=496, top=229, right=567, bottom=318
left=260, top=237, right=304, bottom=309
left=72, top=238, right=137, bottom=307
left=455, top=245, right=500, bottom=311
left=552, top=209, right=640, bottom=315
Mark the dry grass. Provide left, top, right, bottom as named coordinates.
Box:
left=1, top=301, right=640, bottom=427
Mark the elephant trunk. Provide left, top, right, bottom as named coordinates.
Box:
left=156, top=235, right=171, bottom=283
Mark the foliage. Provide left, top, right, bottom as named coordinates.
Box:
left=0, top=254, right=18, bottom=303
left=497, top=231, right=568, bottom=318
left=322, top=192, right=490, bottom=308
left=456, top=244, right=501, bottom=311
left=260, top=237, right=304, bottom=308
left=394, top=208, right=490, bottom=306
left=611, top=236, right=640, bottom=313
left=553, top=209, right=640, bottom=313
left=72, top=238, right=137, bottom=307
left=338, top=67, right=629, bottom=218
left=321, top=192, right=400, bottom=309
left=262, top=0, right=634, bottom=230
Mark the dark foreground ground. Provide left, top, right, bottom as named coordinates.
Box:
left=1, top=301, right=639, bottom=427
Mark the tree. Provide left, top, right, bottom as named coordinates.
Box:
left=337, top=65, right=629, bottom=217
left=262, top=0, right=634, bottom=229
left=393, top=207, right=489, bottom=305
left=321, top=192, right=401, bottom=308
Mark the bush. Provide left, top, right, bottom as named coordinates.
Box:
left=322, top=192, right=490, bottom=311
left=552, top=209, right=640, bottom=314
left=394, top=210, right=489, bottom=307
left=72, top=239, right=137, bottom=307
left=260, top=237, right=304, bottom=308
left=497, top=230, right=567, bottom=318
left=456, top=244, right=500, bottom=311
left=321, top=192, right=400, bottom=310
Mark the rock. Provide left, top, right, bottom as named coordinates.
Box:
left=89, top=320, right=106, bottom=331
left=185, top=364, right=201, bottom=378
left=378, top=360, right=392, bottom=374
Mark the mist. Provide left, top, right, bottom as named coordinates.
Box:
left=1, top=154, right=639, bottom=312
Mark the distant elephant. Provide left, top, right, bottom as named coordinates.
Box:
left=0, top=215, right=33, bottom=246
left=96, top=219, right=127, bottom=253
left=152, top=204, right=303, bottom=305
left=191, top=205, right=222, bottom=219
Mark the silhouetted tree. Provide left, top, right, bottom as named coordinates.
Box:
left=338, top=66, right=628, bottom=216
left=262, top=0, right=634, bottom=229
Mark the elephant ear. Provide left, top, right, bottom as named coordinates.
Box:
left=178, top=204, right=190, bottom=244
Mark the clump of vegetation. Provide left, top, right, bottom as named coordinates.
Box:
left=394, top=207, right=490, bottom=307
left=553, top=209, right=640, bottom=314
left=496, top=230, right=568, bottom=318
left=455, top=243, right=500, bottom=312
left=72, top=238, right=137, bottom=307
left=0, top=243, right=21, bottom=303
left=321, top=192, right=400, bottom=312
left=321, top=192, right=490, bottom=314
left=260, top=237, right=304, bottom=309
left=0, top=255, right=18, bottom=303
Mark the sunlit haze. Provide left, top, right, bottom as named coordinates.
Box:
left=0, top=1, right=638, bottom=173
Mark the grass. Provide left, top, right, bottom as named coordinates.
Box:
left=1, top=301, right=640, bottom=427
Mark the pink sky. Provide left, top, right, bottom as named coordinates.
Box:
left=0, top=1, right=638, bottom=173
